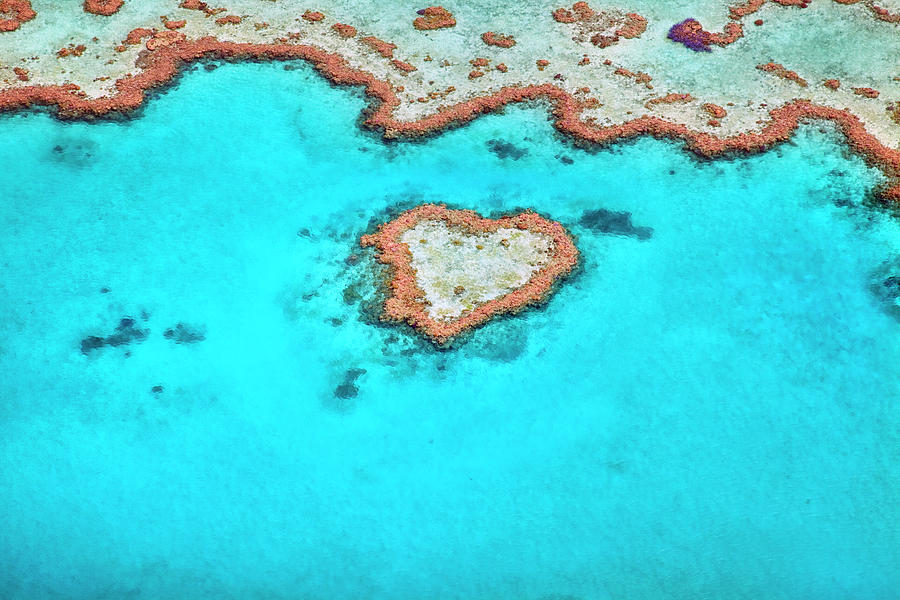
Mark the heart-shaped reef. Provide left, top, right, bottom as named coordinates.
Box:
left=361, top=204, right=579, bottom=344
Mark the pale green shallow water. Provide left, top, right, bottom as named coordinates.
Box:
left=0, top=61, right=899, bottom=599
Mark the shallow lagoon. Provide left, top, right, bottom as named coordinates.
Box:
left=1, top=61, right=899, bottom=599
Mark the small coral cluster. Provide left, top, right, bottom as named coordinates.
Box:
left=553, top=2, right=646, bottom=48
left=0, top=0, right=35, bottom=32
left=481, top=31, right=516, bottom=48
left=756, top=62, right=808, bottom=86
left=667, top=18, right=743, bottom=51
left=413, top=6, right=455, bottom=30
left=83, top=0, right=123, bottom=16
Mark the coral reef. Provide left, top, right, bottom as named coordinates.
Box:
left=331, top=23, right=356, bottom=38
left=391, top=59, right=416, bottom=73
left=180, top=0, right=224, bottom=16
left=0, top=0, right=35, bottom=32
left=702, top=103, right=728, bottom=118
left=481, top=31, right=516, bottom=48
left=553, top=2, right=647, bottom=47
left=757, top=62, right=808, bottom=86
left=668, top=18, right=743, bottom=52
left=646, top=93, right=693, bottom=109
left=361, top=36, right=396, bottom=58
left=57, top=45, right=87, bottom=58
left=413, top=6, right=455, bottom=30
left=124, top=27, right=154, bottom=45
left=614, top=67, right=653, bottom=88
left=0, top=7, right=898, bottom=206
left=215, top=15, right=242, bottom=25
left=83, top=0, right=123, bottom=16
left=852, top=86, right=879, bottom=98
left=361, top=205, right=578, bottom=343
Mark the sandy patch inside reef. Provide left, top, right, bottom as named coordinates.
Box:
left=400, top=220, right=554, bottom=321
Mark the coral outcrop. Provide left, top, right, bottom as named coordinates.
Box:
left=83, top=0, right=123, bottom=16
left=0, top=0, right=35, bottom=32
left=413, top=6, right=455, bottom=30
left=554, top=2, right=647, bottom=47
left=361, top=205, right=578, bottom=343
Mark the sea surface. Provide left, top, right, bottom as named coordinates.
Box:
left=1, top=61, right=899, bottom=599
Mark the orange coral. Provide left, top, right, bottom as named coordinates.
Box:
left=554, top=3, right=647, bottom=47
left=413, top=6, right=455, bottom=30
left=361, top=36, right=396, bottom=58
left=361, top=205, right=578, bottom=344
left=391, top=59, right=416, bottom=73
left=145, top=30, right=185, bottom=51
left=0, top=0, right=35, bottom=32
left=702, top=103, right=727, bottom=118
left=124, top=28, right=155, bottom=45
left=757, top=62, right=808, bottom=87
left=331, top=23, right=356, bottom=38
left=83, top=0, right=123, bottom=16
left=617, top=12, right=647, bottom=38
left=56, top=44, right=87, bottom=58
left=481, top=31, right=516, bottom=48
left=646, top=93, right=694, bottom=108
left=852, top=87, right=879, bottom=98
left=180, top=0, right=224, bottom=16
left=0, top=36, right=897, bottom=207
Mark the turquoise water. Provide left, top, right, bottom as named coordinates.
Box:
left=1, top=61, right=899, bottom=599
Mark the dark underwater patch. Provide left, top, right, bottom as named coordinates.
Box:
left=463, top=321, right=528, bottom=363
left=163, top=322, right=206, bottom=344
left=579, top=208, right=653, bottom=240
left=882, top=276, right=900, bottom=295
left=80, top=317, right=149, bottom=355
left=342, top=283, right=363, bottom=305
left=334, top=368, right=366, bottom=399
left=487, top=138, right=528, bottom=160
left=48, top=138, right=99, bottom=168
left=325, top=367, right=367, bottom=413
left=870, top=266, right=900, bottom=322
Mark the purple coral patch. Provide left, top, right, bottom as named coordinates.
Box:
left=668, top=18, right=712, bottom=52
